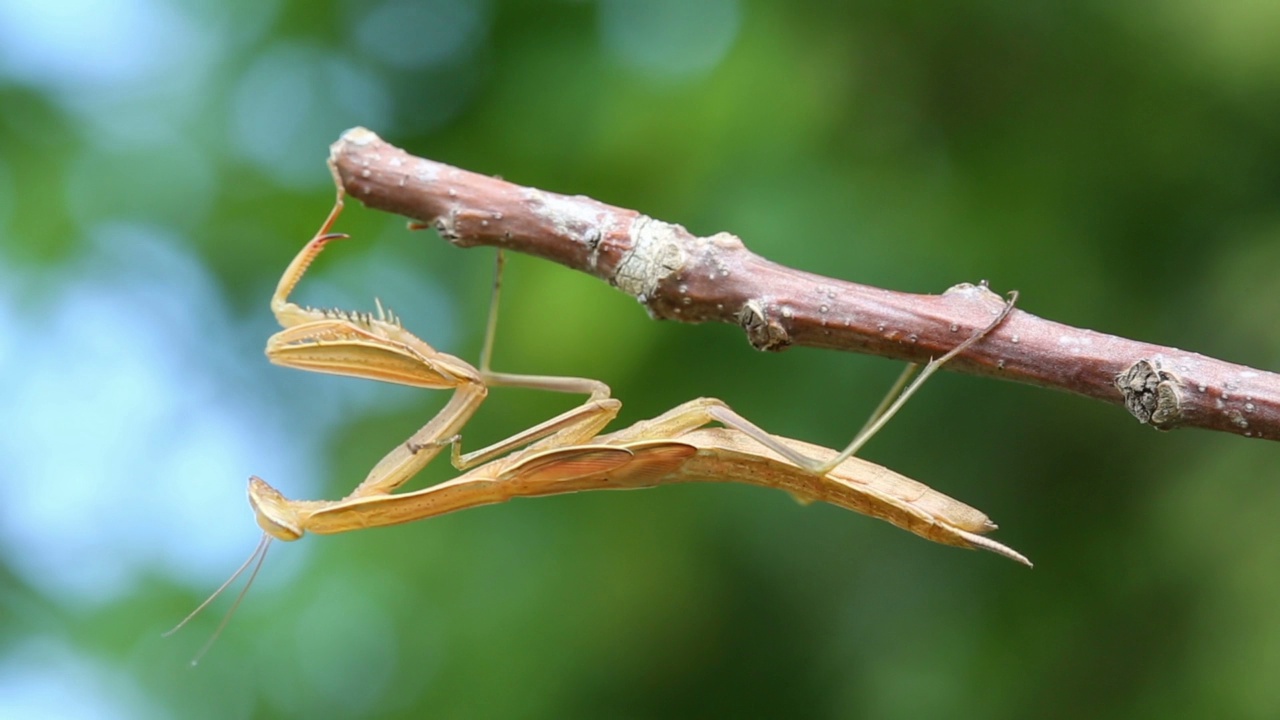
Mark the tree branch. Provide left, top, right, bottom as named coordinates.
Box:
left=326, top=127, right=1280, bottom=442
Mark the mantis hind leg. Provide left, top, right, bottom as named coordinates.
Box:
left=593, top=291, right=1017, bottom=476
left=813, top=290, right=1018, bottom=474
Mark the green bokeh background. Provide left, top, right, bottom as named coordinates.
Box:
left=3, top=1, right=1280, bottom=718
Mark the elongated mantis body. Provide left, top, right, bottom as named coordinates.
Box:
left=172, top=190, right=1025, bottom=661
left=252, top=404, right=1026, bottom=563
left=249, top=193, right=1023, bottom=559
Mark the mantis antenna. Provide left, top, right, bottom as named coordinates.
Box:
left=163, top=533, right=271, bottom=666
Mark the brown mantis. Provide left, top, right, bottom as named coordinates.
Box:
left=171, top=190, right=1028, bottom=662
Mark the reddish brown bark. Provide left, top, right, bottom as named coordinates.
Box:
left=326, top=127, right=1280, bottom=442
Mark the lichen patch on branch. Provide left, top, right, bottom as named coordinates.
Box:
left=614, top=215, right=688, bottom=311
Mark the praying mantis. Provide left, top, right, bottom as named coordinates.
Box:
left=171, top=189, right=1027, bottom=662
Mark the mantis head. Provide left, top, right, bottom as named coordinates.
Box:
left=248, top=476, right=306, bottom=541
left=164, top=476, right=304, bottom=664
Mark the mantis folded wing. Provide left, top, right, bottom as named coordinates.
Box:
left=171, top=189, right=1026, bottom=663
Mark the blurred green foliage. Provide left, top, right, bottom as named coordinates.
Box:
left=2, top=0, right=1279, bottom=718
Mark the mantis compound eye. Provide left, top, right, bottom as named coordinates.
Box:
left=248, top=476, right=305, bottom=541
